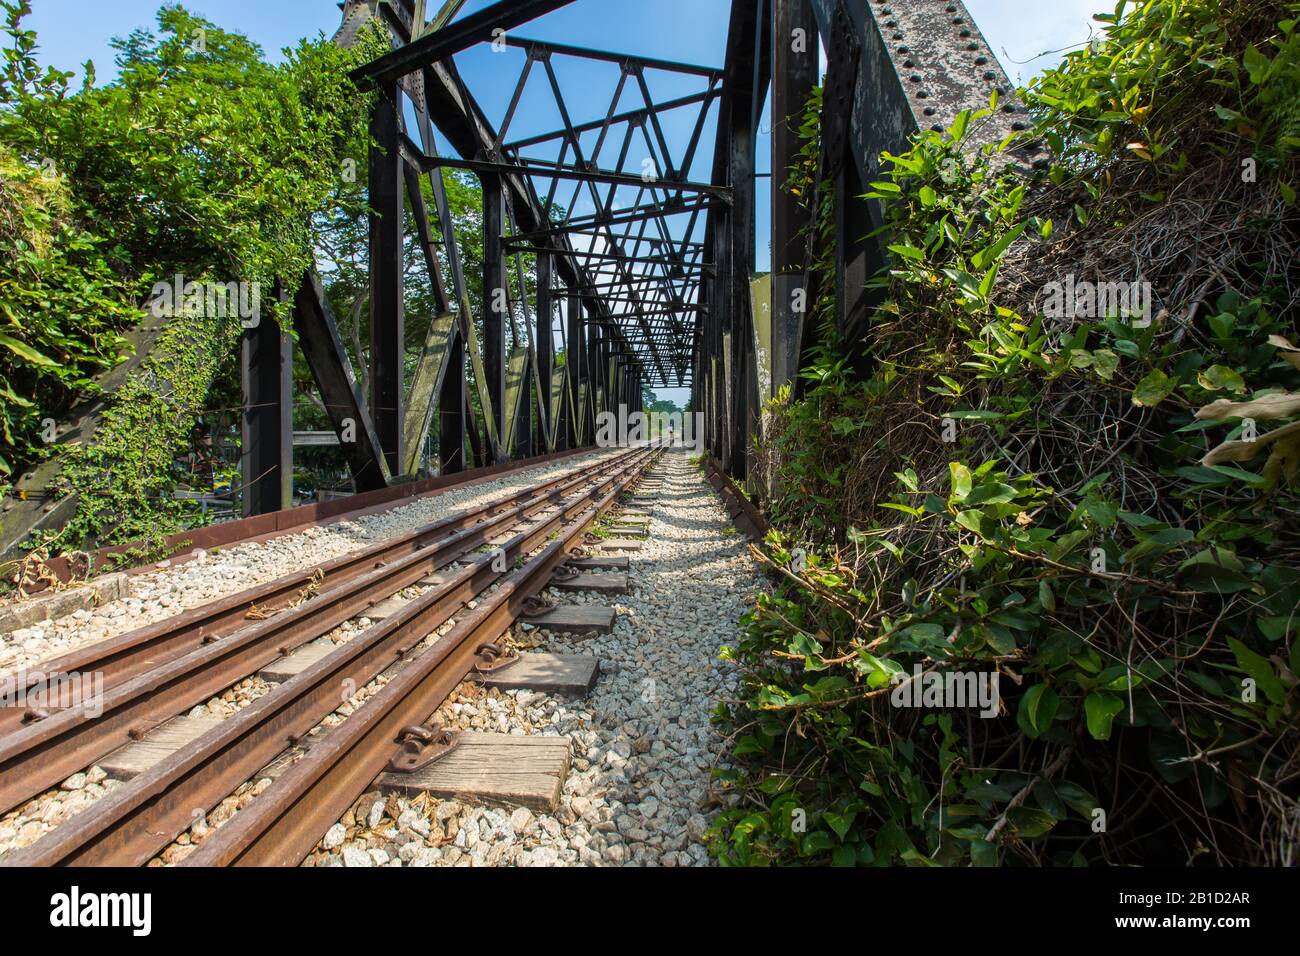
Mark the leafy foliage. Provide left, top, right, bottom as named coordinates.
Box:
left=716, top=0, right=1299, bottom=867
left=0, top=3, right=136, bottom=480
left=0, top=3, right=384, bottom=545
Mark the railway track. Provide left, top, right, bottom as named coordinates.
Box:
left=0, top=444, right=664, bottom=866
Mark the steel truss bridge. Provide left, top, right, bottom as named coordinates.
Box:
left=1, top=0, right=1041, bottom=557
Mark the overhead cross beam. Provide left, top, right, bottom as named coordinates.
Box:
left=352, top=0, right=578, bottom=89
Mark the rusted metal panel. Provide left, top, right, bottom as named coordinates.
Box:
left=705, top=455, right=771, bottom=541
left=807, top=0, right=1038, bottom=188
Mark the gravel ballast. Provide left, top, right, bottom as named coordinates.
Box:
left=0, top=447, right=765, bottom=867
left=303, top=446, right=764, bottom=868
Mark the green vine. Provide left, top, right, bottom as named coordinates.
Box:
left=717, top=0, right=1300, bottom=867
left=0, top=4, right=387, bottom=548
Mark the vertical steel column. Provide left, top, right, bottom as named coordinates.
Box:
left=536, top=253, right=554, bottom=452
left=733, top=2, right=769, bottom=481
left=566, top=293, right=585, bottom=447
left=482, top=175, right=508, bottom=461
left=439, top=331, right=466, bottom=474
left=599, top=332, right=612, bottom=422
left=771, top=0, right=818, bottom=394
left=588, top=322, right=604, bottom=430
left=240, top=309, right=293, bottom=517
left=369, top=80, right=405, bottom=476
left=729, top=102, right=756, bottom=479
left=834, top=158, right=877, bottom=376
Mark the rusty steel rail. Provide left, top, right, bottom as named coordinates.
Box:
left=0, top=445, right=661, bottom=866
left=0, top=447, right=636, bottom=734
left=703, top=456, right=770, bottom=541
left=0, top=447, right=654, bottom=816
left=183, top=448, right=662, bottom=866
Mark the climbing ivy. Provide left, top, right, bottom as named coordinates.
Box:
left=0, top=3, right=388, bottom=546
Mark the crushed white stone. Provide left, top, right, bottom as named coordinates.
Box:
left=0, top=447, right=764, bottom=868
left=305, top=447, right=764, bottom=868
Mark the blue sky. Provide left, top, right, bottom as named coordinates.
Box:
left=22, top=0, right=1103, bottom=404
left=24, top=0, right=1104, bottom=85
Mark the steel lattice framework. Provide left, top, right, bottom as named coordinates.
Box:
left=266, top=0, right=1038, bottom=504
left=0, top=0, right=1040, bottom=559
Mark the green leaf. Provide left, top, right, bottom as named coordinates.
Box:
left=1178, top=550, right=1255, bottom=594
left=1227, top=638, right=1285, bottom=705
left=946, top=409, right=1004, bottom=421
left=955, top=510, right=987, bottom=537
left=1018, top=683, right=1059, bottom=738
left=969, top=838, right=998, bottom=866
left=800, top=830, right=835, bottom=855
left=0, top=332, right=60, bottom=368
left=888, top=243, right=925, bottom=261
left=949, top=462, right=973, bottom=500
left=1054, top=782, right=1100, bottom=818
left=948, top=109, right=971, bottom=143
left=1197, top=365, right=1245, bottom=393
left=1132, top=369, right=1176, bottom=407
left=1006, top=807, right=1057, bottom=838
left=971, top=220, right=1028, bottom=270
left=1038, top=580, right=1056, bottom=613
left=1242, top=43, right=1270, bottom=84
left=1084, top=693, right=1125, bottom=740
left=1091, top=349, right=1119, bottom=381
left=965, top=482, right=1018, bottom=506
left=824, top=810, right=857, bottom=840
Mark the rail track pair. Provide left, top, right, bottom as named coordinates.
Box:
left=0, top=444, right=663, bottom=866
